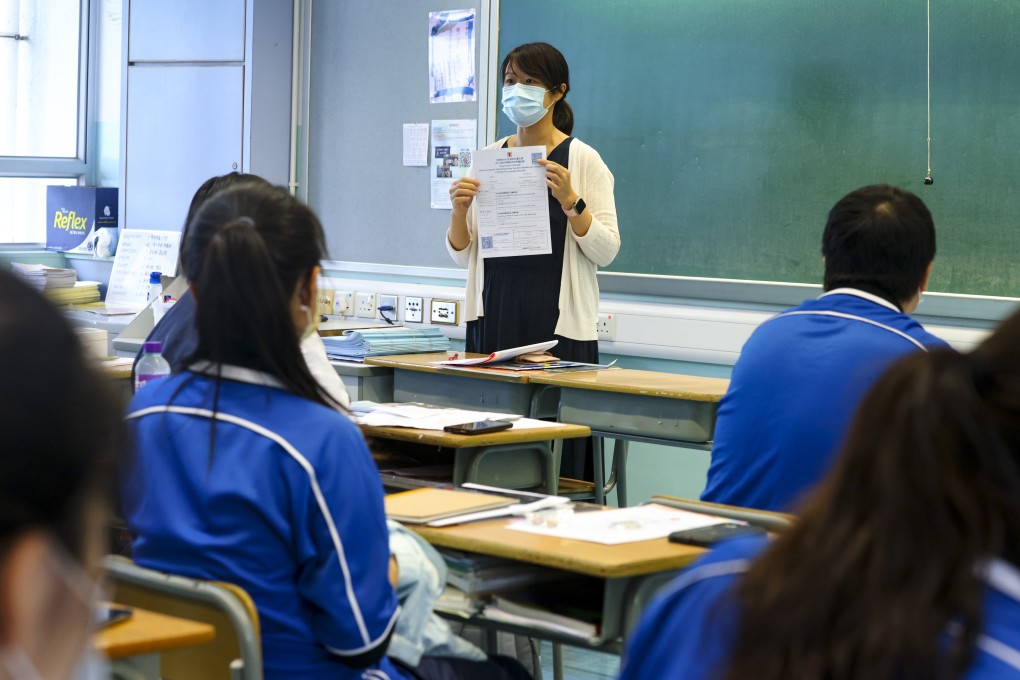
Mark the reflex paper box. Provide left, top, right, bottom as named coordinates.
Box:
left=46, top=186, right=119, bottom=252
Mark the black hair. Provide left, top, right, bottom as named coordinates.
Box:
left=821, top=184, right=936, bottom=305
left=182, top=183, right=336, bottom=409
left=0, top=271, right=123, bottom=561
left=177, top=173, right=269, bottom=273
left=502, top=42, right=573, bottom=135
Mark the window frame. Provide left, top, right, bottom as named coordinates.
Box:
left=0, top=0, right=97, bottom=248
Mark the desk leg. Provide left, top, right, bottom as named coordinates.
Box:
left=552, top=642, right=565, bottom=680
left=612, top=440, right=628, bottom=508
left=592, top=437, right=606, bottom=505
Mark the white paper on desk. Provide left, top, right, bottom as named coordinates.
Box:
left=403, top=123, right=429, bottom=166
left=436, top=340, right=558, bottom=366
left=474, top=145, right=552, bottom=258
left=507, top=504, right=731, bottom=545
left=354, top=403, right=521, bottom=430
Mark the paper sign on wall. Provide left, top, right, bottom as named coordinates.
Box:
left=106, top=230, right=182, bottom=309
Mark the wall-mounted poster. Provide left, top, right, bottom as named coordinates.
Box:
left=429, top=9, right=476, bottom=103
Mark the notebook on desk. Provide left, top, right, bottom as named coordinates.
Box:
left=385, top=487, right=515, bottom=524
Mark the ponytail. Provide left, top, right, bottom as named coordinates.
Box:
left=553, top=98, right=574, bottom=135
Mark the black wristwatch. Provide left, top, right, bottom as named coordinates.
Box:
left=563, top=197, right=586, bottom=217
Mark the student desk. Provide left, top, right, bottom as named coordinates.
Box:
left=408, top=514, right=704, bottom=651
left=529, top=370, right=730, bottom=507
left=364, top=353, right=559, bottom=418
left=95, top=604, right=216, bottom=679
left=361, top=422, right=590, bottom=493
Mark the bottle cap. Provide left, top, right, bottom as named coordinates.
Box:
left=143, top=341, right=163, bottom=353
left=149, top=271, right=162, bottom=284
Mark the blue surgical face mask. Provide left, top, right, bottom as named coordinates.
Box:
left=502, top=83, right=551, bottom=129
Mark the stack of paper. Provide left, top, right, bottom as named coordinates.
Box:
left=352, top=402, right=521, bottom=430
left=43, top=281, right=101, bottom=305
left=321, top=327, right=450, bottom=361
left=12, top=263, right=77, bottom=290
left=442, top=549, right=555, bottom=595
left=483, top=594, right=600, bottom=639
left=384, top=488, right=515, bottom=524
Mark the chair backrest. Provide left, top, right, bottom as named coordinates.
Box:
left=650, top=495, right=796, bottom=533
left=103, top=556, right=263, bottom=680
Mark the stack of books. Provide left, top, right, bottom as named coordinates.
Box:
left=322, top=327, right=450, bottom=361
left=12, top=262, right=77, bottom=290
left=43, top=281, right=101, bottom=305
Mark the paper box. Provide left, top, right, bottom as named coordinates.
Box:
left=46, top=186, right=118, bottom=252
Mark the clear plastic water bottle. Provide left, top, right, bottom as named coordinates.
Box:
left=135, top=341, right=171, bottom=391
left=147, top=271, right=163, bottom=304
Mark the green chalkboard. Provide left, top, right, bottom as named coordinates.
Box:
left=498, top=1, right=1020, bottom=297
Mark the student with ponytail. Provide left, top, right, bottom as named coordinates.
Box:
left=122, top=184, right=529, bottom=680
left=621, top=312, right=1020, bottom=679
left=447, top=42, right=620, bottom=479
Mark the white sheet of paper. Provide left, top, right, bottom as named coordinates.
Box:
left=106, top=230, right=182, bottom=309
left=403, top=123, right=429, bottom=166
left=474, top=145, right=552, bottom=258
left=428, top=9, right=476, bottom=103
left=431, top=119, right=477, bottom=209
left=506, top=504, right=731, bottom=545
left=435, top=340, right=558, bottom=366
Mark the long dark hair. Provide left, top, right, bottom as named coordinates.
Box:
left=721, top=313, right=1020, bottom=680
left=182, top=183, right=335, bottom=409
left=502, top=42, right=573, bottom=135
left=0, top=272, right=123, bottom=561
left=177, top=172, right=269, bottom=274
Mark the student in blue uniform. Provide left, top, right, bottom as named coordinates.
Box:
left=622, top=310, right=1020, bottom=680
left=702, top=184, right=950, bottom=511
left=121, top=184, right=529, bottom=680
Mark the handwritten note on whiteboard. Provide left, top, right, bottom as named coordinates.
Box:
left=106, top=230, right=182, bottom=309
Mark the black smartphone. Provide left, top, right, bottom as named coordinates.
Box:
left=95, top=604, right=133, bottom=629
left=444, top=420, right=513, bottom=435
left=668, top=522, right=766, bottom=547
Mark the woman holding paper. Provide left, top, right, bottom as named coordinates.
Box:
left=447, top=43, right=620, bottom=478
left=447, top=42, right=619, bottom=359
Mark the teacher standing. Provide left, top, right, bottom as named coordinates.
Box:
left=447, top=42, right=620, bottom=479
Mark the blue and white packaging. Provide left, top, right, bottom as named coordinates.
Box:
left=46, top=186, right=119, bottom=253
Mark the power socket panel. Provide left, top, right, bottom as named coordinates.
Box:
left=404, top=296, right=424, bottom=323
left=317, top=289, right=335, bottom=316
left=377, top=294, right=398, bottom=323
left=430, top=299, right=459, bottom=325
left=596, top=313, right=617, bottom=341
left=355, top=292, right=377, bottom=319
left=333, top=291, right=353, bottom=317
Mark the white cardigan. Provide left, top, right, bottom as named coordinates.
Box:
left=447, top=137, right=620, bottom=341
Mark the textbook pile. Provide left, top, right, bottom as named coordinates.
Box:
left=12, top=263, right=101, bottom=305
left=321, top=327, right=449, bottom=361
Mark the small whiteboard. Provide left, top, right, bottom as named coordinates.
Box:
left=106, top=230, right=182, bottom=308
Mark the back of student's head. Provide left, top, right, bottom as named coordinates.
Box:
left=0, top=271, right=123, bottom=677
left=182, top=183, right=332, bottom=406
left=177, top=172, right=270, bottom=273
left=722, top=311, right=1020, bottom=680
left=821, top=184, right=936, bottom=304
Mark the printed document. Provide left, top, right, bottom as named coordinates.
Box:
left=507, top=504, right=731, bottom=545
left=474, top=146, right=552, bottom=258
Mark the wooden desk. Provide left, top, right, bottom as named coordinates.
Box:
left=363, top=422, right=590, bottom=493
left=530, top=369, right=730, bottom=506
left=408, top=514, right=703, bottom=647
left=365, top=353, right=560, bottom=418
left=95, top=604, right=215, bottom=679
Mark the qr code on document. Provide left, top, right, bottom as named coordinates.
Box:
left=481, top=236, right=494, bottom=250
left=531, top=152, right=543, bottom=165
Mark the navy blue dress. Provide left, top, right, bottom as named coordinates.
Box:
left=466, top=137, right=597, bottom=479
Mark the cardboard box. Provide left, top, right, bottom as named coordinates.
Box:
left=46, top=186, right=118, bottom=252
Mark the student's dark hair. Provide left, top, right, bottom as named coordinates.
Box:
left=182, top=183, right=336, bottom=409
left=821, top=184, right=936, bottom=305
left=720, top=311, right=1020, bottom=680
left=177, top=172, right=269, bottom=272
left=502, top=42, right=573, bottom=135
left=0, top=272, right=123, bottom=562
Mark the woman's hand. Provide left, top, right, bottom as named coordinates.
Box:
left=449, top=178, right=480, bottom=216
left=538, top=159, right=578, bottom=211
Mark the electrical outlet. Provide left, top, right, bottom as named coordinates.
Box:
left=317, top=289, right=335, bottom=316
left=404, top=296, right=424, bottom=323
left=596, top=313, right=617, bottom=341
left=333, top=291, right=353, bottom=317
left=430, top=299, right=459, bottom=325
left=377, top=294, right=398, bottom=323
left=355, top=292, right=377, bottom=318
